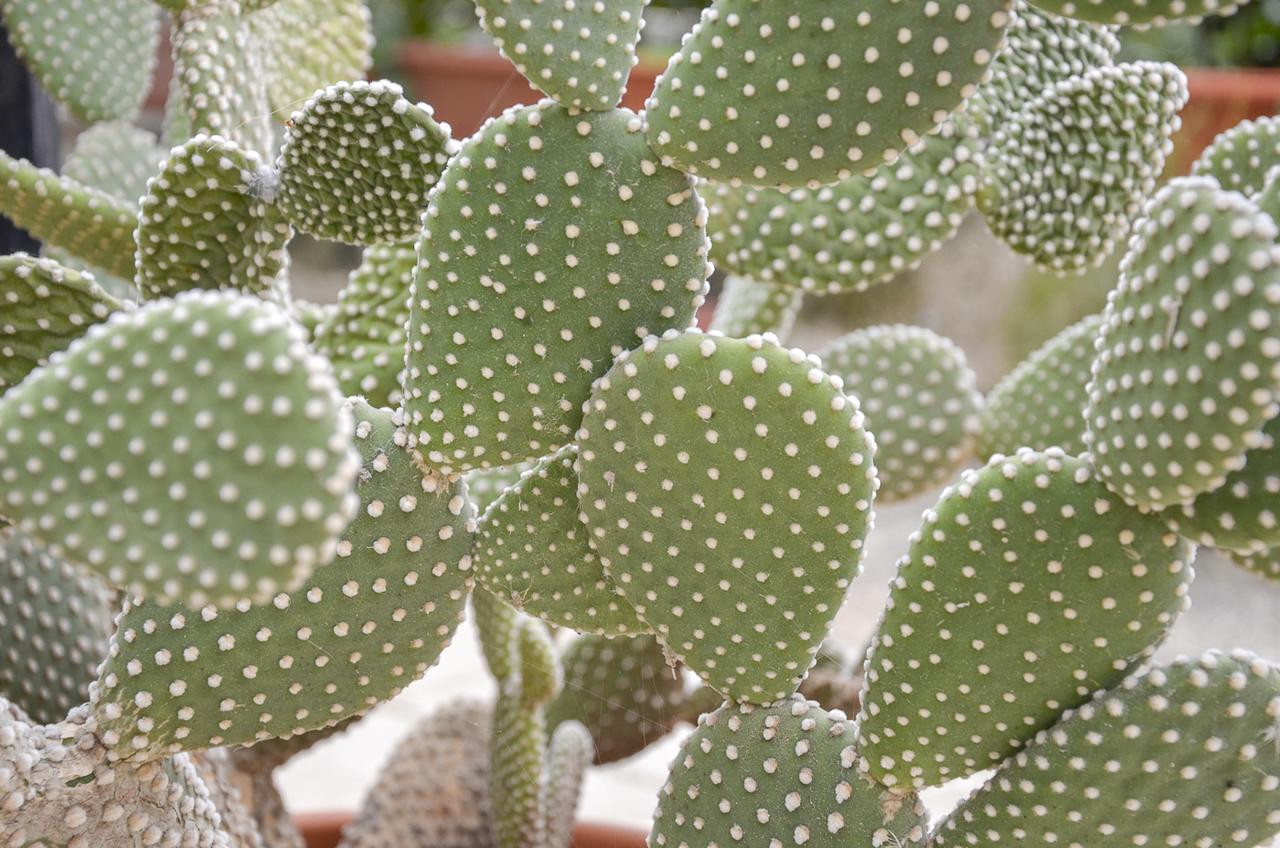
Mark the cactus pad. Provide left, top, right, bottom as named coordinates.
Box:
left=465, top=460, right=538, bottom=512
left=1192, top=115, right=1280, bottom=199
left=644, top=0, right=1011, bottom=188
left=403, top=101, right=709, bottom=474
left=708, top=276, right=805, bottom=342
left=1083, top=178, right=1280, bottom=510
left=474, top=0, right=644, bottom=111
left=0, top=290, right=359, bottom=609
left=135, top=135, right=290, bottom=300
left=651, top=697, right=928, bottom=848
left=247, top=0, right=374, bottom=115
left=276, top=81, right=454, bottom=246
left=491, top=620, right=557, bottom=848
left=541, top=720, right=593, bottom=848
left=818, top=325, right=982, bottom=503
left=92, top=401, right=474, bottom=757
left=1229, top=546, right=1280, bottom=581
left=978, top=313, right=1103, bottom=458
left=978, top=62, right=1187, bottom=273
left=931, top=651, right=1280, bottom=847
left=1028, top=0, right=1251, bottom=26
left=1257, top=165, right=1280, bottom=221
left=858, top=448, right=1195, bottom=789
left=575, top=329, right=877, bottom=702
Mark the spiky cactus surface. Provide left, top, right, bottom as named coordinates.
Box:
left=2, top=0, right=1279, bottom=846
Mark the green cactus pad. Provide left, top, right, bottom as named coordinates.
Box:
left=857, top=448, right=1195, bottom=790
left=1, top=254, right=124, bottom=395
left=247, top=0, right=374, bottom=115
left=474, top=0, right=644, bottom=110
left=978, top=313, right=1103, bottom=458
left=0, top=530, right=115, bottom=726
left=643, top=0, right=1011, bottom=188
left=492, top=620, right=557, bottom=848
left=465, top=460, right=538, bottom=512
left=1228, top=546, right=1280, bottom=581
left=472, top=587, right=524, bottom=682
left=1192, top=115, right=1280, bottom=199
left=0, top=0, right=158, bottom=124
left=91, top=400, right=474, bottom=758
left=709, top=276, right=805, bottom=342
left=978, top=62, right=1187, bottom=274
left=0, top=290, right=360, bottom=610
left=797, top=638, right=864, bottom=716
left=702, top=122, right=981, bottom=294
left=547, top=632, right=685, bottom=764
left=0, top=150, right=138, bottom=281
left=931, top=650, right=1280, bottom=847
left=294, top=299, right=336, bottom=341
left=542, top=720, right=593, bottom=848
left=1027, top=0, right=1250, bottom=26
left=576, top=329, right=877, bottom=703
left=312, top=244, right=415, bottom=408
left=276, top=80, right=454, bottom=246
left=475, top=446, right=646, bottom=636
left=818, top=325, right=982, bottom=503
left=651, top=698, right=928, bottom=848
left=1083, top=177, right=1280, bottom=510
left=403, top=101, right=709, bottom=474
left=1257, top=166, right=1280, bottom=221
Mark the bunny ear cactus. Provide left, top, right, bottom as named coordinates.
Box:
left=1028, top=0, right=1251, bottom=25
left=708, top=276, right=805, bottom=342
left=246, top=0, right=373, bottom=116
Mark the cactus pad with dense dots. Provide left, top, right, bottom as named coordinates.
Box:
left=492, top=620, right=558, bottom=848
left=541, top=720, right=593, bottom=848
left=931, top=650, right=1280, bottom=847
left=978, top=313, right=1103, bottom=458
left=1028, top=0, right=1251, bottom=27
left=476, top=446, right=646, bottom=636
left=978, top=62, right=1187, bottom=273
left=1083, top=177, right=1280, bottom=510
left=1192, top=115, right=1280, bottom=199
left=312, top=244, right=415, bottom=408
left=651, top=697, right=928, bottom=848
left=191, top=748, right=271, bottom=848
left=643, top=0, right=1011, bottom=188
left=547, top=633, right=685, bottom=764
left=818, top=326, right=982, bottom=503
left=92, top=401, right=474, bottom=757
left=135, top=135, right=290, bottom=300
left=403, top=101, right=709, bottom=474
left=247, top=0, right=374, bottom=115
left=0, top=0, right=158, bottom=124
left=0, top=530, right=115, bottom=725
left=858, top=448, right=1195, bottom=790
left=1, top=254, right=124, bottom=395
left=708, top=276, right=805, bottom=342
left=276, top=81, right=454, bottom=246
left=576, top=329, right=877, bottom=702
left=0, top=290, right=359, bottom=609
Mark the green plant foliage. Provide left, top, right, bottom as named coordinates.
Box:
left=248, top=0, right=374, bottom=115
left=708, top=276, right=804, bottom=342
left=1229, top=546, right=1280, bottom=580
left=1028, top=0, right=1251, bottom=28
left=465, top=461, right=538, bottom=513
left=491, top=621, right=556, bottom=848
left=1191, top=115, right=1280, bottom=199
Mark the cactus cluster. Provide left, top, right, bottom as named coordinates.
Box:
left=2, top=0, right=1279, bottom=846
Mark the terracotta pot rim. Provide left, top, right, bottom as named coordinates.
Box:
left=294, top=811, right=648, bottom=848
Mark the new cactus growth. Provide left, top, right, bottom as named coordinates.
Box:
left=2, top=0, right=1280, bottom=845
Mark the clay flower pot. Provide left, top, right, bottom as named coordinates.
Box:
left=296, top=812, right=648, bottom=848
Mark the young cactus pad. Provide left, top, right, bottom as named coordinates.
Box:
left=575, top=329, right=877, bottom=702
left=643, top=0, right=1012, bottom=188
left=402, top=101, right=709, bottom=474
left=708, top=276, right=805, bottom=343
left=650, top=697, right=928, bottom=848
left=247, top=0, right=374, bottom=115
left=857, top=448, right=1195, bottom=790
left=0, top=290, right=360, bottom=609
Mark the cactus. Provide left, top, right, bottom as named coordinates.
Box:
left=1229, top=546, right=1280, bottom=581
left=1258, top=165, right=1280, bottom=221
left=246, top=0, right=373, bottom=116
left=708, top=276, right=805, bottom=343
left=1191, top=114, right=1280, bottom=199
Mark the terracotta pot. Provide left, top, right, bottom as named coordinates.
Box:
left=296, top=812, right=648, bottom=848
left=1168, top=67, right=1280, bottom=174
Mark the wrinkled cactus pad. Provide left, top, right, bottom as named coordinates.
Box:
left=475, top=446, right=646, bottom=636
left=858, top=448, right=1195, bottom=789
left=1028, top=0, right=1251, bottom=27
left=818, top=325, right=982, bottom=503
left=931, top=650, right=1280, bottom=847
left=576, top=330, right=877, bottom=702
left=92, top=401, right=474, bottom=757
left=651, top=698, right=928, bottom=848
left=0, top=290, right=359, bottom=609
left=276, top=80, right=454, bottom=246
left=1084, top=177, right=1280, bottom=510
left=403, top=101, right=709, bottom=474
left=708, top=276, right=805, bottom=343
left=644, top=0, right=1012, bottom=188
left=1192, top=114, right=1280, bottom=200
left=247, top=0, right=374, bottom=115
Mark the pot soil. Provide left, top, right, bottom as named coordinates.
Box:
left=296, top=812, right=648, bottom=848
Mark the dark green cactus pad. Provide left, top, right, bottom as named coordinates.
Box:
left=978, top=313, right=1103, bottom=458
left=474, top=0, right=644, bottom=110
left=276, top=80, right=454, bottom=246
left=247, top=0, right=374, bottom=115
left=1, top=253, right=124, bottom=395
left=857, top=448, right=1195, bottom=790
left=708, top=277, right=804, bottom=342
left=643, top=0, right=1012, bottom=188
left=1028, top=0, right=1251, bottom=26
left=135, top=135, right=290, bottom=300
left=465, top=460, right=537, bottom=512
left=0, top=530, right=116, bottom=726
left=818, top=325, right=982, bottom=503
left=404, top=101, right=709, bottom=474
left=576, top=329, right=877, bottom=702
left=541, top=720, right=593, bottom=848
left=0, top=0, right=159, bottom=124
left=546, top=633, right=685, bottom=764
left=1192, top=115, right=1280, bottom=199
left=931, top=651, right=1280, bottom=847
left=978, top=62, right=1187, bottom=273
left=92, top=401, right=475, bottom=758
left=1229, top=546, right=1280, bottom=581
left=312, top=244, right=415, bottom=408
left=1083, top=177, right=1280, bottom=510
left=0, top=290, right=360, bottom=610
left=475, top=446, right=645, bottom=636
left=651, top=698, right=928, bottom=848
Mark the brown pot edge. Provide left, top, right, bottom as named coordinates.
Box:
left=295, top=812, right=648, bottom=848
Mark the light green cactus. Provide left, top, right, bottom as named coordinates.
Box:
left=465, top=460, right=539, bottom=513
left=1027, top=0, right=1252, bottom=26
left=247, top=0, right=373, bottom=116
left=708, top=276, right=805, bottom=343
left=1190, top=115, right=1280, bottom=200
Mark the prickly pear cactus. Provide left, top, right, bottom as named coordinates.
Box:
left=492, top=621, right=557, bottom=848
left=1257, top=165, right=1280, bottom=221
left=465, top=460, right=538, bottom=512
left=708, top=276, right=805, bottom=343
left=247, top=0, right=374, bottom=115
left=1229, top=546, right=1280, bottom=581
left=1027, top=0, right=1251, bottom=27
